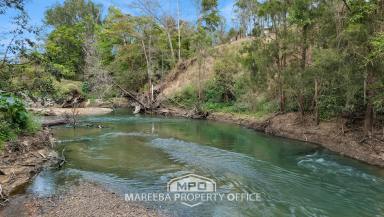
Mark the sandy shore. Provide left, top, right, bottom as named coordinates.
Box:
left=0, top=182, right=164, bottom=217
left=29, top=107, right=113, bottom=116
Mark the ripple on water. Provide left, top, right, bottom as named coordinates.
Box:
left=57, top=137, right=94, bottom=144
left=47, top=115, right=384, bottom=217
left=297, top=151, right=383, bottom=183
left=150, top=138, right=384, bottom=217
left=99, top=131, right=158, bottom=138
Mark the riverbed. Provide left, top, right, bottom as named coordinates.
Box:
left=26, top=110, right=384, bottom=217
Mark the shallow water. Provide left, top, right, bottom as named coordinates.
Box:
left=29, top=111, right=384, bottom=216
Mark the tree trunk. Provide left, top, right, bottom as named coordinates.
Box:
left=279, top=88, right=285, bottom=113
left=141, top=39, right=153, bottom=103
left=364, top=102, right=374, bottom=138
left=297, top=24, right=309, bottom=121
left=278, top=71, right=285, bottom=113
left=363, top=76, right=367, bottom=105
left=314, top=78, right=320, bottom=125
left=177, top=0, right=181, bottom=62
left=301, top=24, right=309, bottom=69
left=364, top=70, right=374, bottom=137
left=166, top=31, right=175, bottom=63
left=298, top=93, right=305, bottom=121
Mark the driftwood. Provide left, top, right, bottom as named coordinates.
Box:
left=58, top=148, right=66, bottom=168
left=111, top=80, right=148, bottom=111
left=61, top=89, right=85, bottom=108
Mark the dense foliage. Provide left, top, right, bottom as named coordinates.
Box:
left=0, top=92, right=38, bottom=148
left=234, top=0, right=384, bottom=135
left=1, top=0, right=383, bottom=140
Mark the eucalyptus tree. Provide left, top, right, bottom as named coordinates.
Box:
left=339, top=0, right=384, bottom=136
left=288, top=0, right=326, bottom=122
left=239, top=0, right=294, bottom=113
left=130, top=0, right=178, bottom=64
left=98, top=7, right=172, bottom=102
left=198, top=0, right=222, bottom=44
left=234, top=0, right=259, bottom=37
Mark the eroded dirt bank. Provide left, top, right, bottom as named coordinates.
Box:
left=0, top=182, right=163, bottom=217
left=0, top=129, right=58, bottom=205
left=156, top=107, right=384, bottom=167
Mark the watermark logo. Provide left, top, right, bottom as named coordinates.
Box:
left=167, top=174, right=216, bottom=207
left=168, top=174, right=216, bottom=193
left=125, top=173, right=261, bottom=207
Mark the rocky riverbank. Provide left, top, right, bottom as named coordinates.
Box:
left=0, top=182, right=164, bottom=217
left=0, top=129, right=58, bottom=205
left=155, top=107, right=384, bottom=167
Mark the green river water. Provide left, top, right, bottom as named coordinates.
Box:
left=28, top=111, right=384, bottom=217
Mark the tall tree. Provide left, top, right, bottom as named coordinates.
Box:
left=289, top=0, right=323, bottom=122
left=44, top=0, right=102, bottom=80
left=131, top=0, right=178, bottom=64
left=200, top=0, right=221, bottom=38
left=340, top=0, right=384, bottom=137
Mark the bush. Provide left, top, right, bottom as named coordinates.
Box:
left=82, top=81, right=90, bottom=94
left=210, top=59, right=237, bottom=103
left=204, top=80, right=230, bottom=104
left=318, top=94, right=344, bottom=120
left=170, top=85, right=198, bottom=108
left=0, top=92, right=40, bottom=148
left=0, top=120, right=15, bottom=149
left=234, top=92, right=278, bottom=114
left=53, top=79, right=84, bottom=103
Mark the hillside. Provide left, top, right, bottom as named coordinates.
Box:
left=158, top=38, right=253, bottom=102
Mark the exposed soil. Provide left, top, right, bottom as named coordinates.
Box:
left=0, top=129, right=58, bottom=204
left=155, top=107, right=384, bottom=167
left=0, top=182, right=164, bottom=217
left=156, top=38, right=252, bottom=103
left=265, top=113, right=384, bottom=166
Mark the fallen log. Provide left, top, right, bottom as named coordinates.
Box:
left=111, top=81, right=147, bottom=110
left=133, top=104, right=141, bottom=114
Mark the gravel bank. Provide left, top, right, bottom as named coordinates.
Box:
left=0, top=182, right=164, bottom=217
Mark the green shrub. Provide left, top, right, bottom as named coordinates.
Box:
left=170, top=85, right=198, bottom=108
left=318, top=94, right=344, bottom=120
left=0, top=120, right=15, bottom=143
left=82, top=81, right=90, bottom=94
left=204, top=80, right=229, bottom=104
left=0, top=92, right=40, bottom=148
left=0, top=140, right=4, bottom=151
left=209, top=59, right=238, bottom=103
left=53, top=79, right=84, bottom=103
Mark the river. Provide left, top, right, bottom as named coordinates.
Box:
left=28, top=111, right=384, bottom=217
